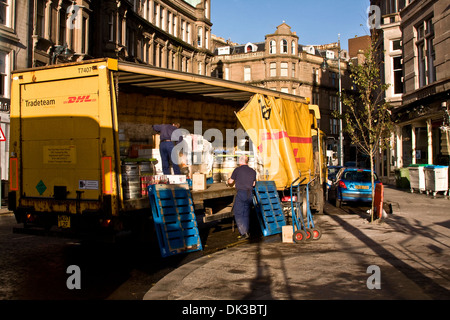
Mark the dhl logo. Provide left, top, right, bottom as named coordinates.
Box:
left=64, top=95, right=96, bottom=104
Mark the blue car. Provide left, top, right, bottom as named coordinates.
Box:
left=331, top=168, right=381, bottom=207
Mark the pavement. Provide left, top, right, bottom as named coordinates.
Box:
left=143, top=185, right=450, bottom=300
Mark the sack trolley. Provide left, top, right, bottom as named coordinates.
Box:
left=290, top=176, right=322, bottom=243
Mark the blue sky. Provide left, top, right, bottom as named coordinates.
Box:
left=211, top=0, right=371, bottom=51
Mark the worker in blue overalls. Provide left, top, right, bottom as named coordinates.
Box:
left=227, top=155, right=257, bottom=240
left=152, top=123, right=182, bottom=175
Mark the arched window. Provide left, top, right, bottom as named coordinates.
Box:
left=281, top=39, right=288, bottom=54
left=291, top=40, right=296, bottom=54
left=270, top=40, right=276, bottom=54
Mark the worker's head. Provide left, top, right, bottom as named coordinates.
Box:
left=238, top=155, right=249, bottom=165
left=172, top=122, right=180, bottom=128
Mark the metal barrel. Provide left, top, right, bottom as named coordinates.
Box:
left=212, top=161, right=222, bottom=183
left=139, top=161, right=154, bottom=175
left=221, top=158, right=237, bottom=182
left=122, top=163, right=141, bottom=199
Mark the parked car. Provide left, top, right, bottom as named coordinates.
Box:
left=329, top=168, right=381, bottom=207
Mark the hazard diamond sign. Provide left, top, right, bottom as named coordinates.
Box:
left=0, top=127, right=5, bottom=141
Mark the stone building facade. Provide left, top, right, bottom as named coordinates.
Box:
left=0, top=0, right=29, bottom=183
left=211, top=22, right=352, bottom=164
left=371, top=0, right=450, bottom=183
left=29, top=0, right=214, bottom=74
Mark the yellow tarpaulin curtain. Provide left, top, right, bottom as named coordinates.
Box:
left=236, top=94, right=314, bottom=189
left=278, top=98, right=314, bottom=180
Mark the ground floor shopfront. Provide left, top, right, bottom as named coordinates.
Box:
left=376, top=92, right=450, bottom=185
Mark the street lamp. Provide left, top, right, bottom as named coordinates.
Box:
left=321, top=34, right=344, bottom=167
left=51, top=44, right=73, bottom=65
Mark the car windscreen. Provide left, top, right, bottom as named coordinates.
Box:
left=342, top=171, right=377, bottom=182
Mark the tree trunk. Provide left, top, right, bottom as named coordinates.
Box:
left=370, top=152, right=375, bottom=222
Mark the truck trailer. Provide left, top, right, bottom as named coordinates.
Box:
left=8, top=58, right=324, bottom=241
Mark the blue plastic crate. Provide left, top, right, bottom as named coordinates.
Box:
left=253, top=181, right=286, bottom=236
left=148, top=184, right=203, bottom=257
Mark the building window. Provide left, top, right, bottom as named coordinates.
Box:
left=280, top=62, right=288, bottom=77
left=416, top=17, right=435, bottom=88
left=0, top=51, right=7, bottom=97
left=244, top=66, right=251, bottom=81
left=312, top=92, right=319, bottom=105
left=154, top=2, right=158, bottom=27
left=81, top=16, right=87, bottom=53
left=330, top=95, right=338, bottom=111
left=330, top=118, right=339, bottom=135
left=281, top=87, right=289, bottom=93
left=181, top=20, right=185, bottom=41
left=59, top=6, right=66, bottom=45
left=331, top=72, right=337, bottom=87
left=292, top=63, right=296, bottom=77
left=270, top=62, right=276, bottom=77
left=270, top=40, right=276, bottom=54
left=127, top=27, right=135, bottom=57
left=167, top=11, right=172, bottom=34
left=187, top=23, right=191, bottom=45
left=108, top=12, right=114, bottom=42
left=393, top=56, right=403, bottom=94
left=224, top=67, right=229, bottom=80
left=0, top=0, right=10, bottom=27
left=197, top=26, right=203, bottom=47
left=36, top=0, right=45, bottom=37
left=173, top=14, right=177, bottom=37
left=291, top=40, right=296, bottom=55
left=160, top=6, right=164, bottom=30
left=312, top=68, right=319, bottom=83
left=392, top=39, right=402, bottom=51
left=281, top=39, right=288, bottom=54
left=198, top=62, right=202, bottom=75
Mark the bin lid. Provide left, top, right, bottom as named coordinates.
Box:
left=408, top=164, right=430, bottom=167
left=424, top=165, right=448, bottom=169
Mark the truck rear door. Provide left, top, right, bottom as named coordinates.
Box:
left=10, top=60, right=119, bottom=217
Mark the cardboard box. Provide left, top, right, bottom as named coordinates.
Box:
left=166, top=175, right=187, bottom=184
left=282, top=225, right=294, bottom=243
left=192, top=173, right=207, bottom=190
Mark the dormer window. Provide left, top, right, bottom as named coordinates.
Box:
left=245, top=43, right=257, bottom=53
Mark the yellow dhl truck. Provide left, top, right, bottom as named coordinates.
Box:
left=8, top=58, right=326, bottom=240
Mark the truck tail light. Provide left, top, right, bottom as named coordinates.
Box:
left=338, top=180, right=347, bottom=189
